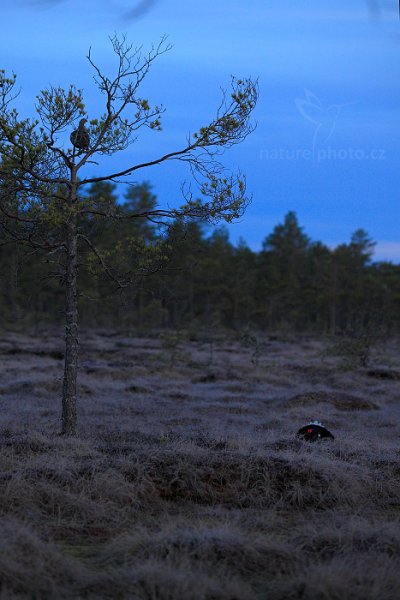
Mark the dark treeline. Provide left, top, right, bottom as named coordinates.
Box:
left=1, top=182, right=399, bottom=335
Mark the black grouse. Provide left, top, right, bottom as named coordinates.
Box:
left=70, top=118, right=90, bottom=151
left=297, top=420, right=334, bottom=442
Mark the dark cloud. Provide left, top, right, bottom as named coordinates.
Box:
left=366, top=0, right=381, bottom=18
left=123, top=0, right=159, bottom=20
left=365, top=0, right=400, bottom=19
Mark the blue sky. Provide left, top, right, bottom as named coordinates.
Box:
left=1, top=0, right=399, bottom=261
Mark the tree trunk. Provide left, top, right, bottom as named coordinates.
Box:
left=330, top=261, right=338, bottom=335
left=62, top=184, right=79, bottom=435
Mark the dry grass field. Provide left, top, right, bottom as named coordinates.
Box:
left=0, top=329, right=400, bottom=599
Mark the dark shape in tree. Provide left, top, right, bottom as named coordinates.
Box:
left=70, top=118, right=90, bottom=150
left=297, top=421, right=335, bottom=442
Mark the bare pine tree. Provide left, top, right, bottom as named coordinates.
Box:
left=0, top=36, right=258, bottom=435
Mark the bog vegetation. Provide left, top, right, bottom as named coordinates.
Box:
left=0, top=331, right=399, bottom=599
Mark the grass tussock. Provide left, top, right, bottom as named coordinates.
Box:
left=0, top=331, right=400, bottom=598
left=288, top=390, right=379, bottom=411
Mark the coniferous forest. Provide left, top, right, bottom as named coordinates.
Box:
left=1, top=181, right=399, bottom=336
